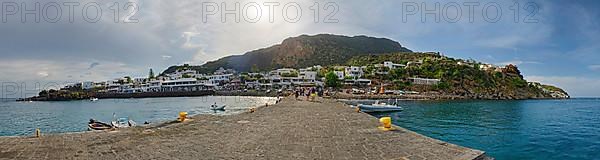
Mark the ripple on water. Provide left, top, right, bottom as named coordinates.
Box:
left=353, top=99, right=600, bottom=160
left=0, top=96, right=277, bottom=136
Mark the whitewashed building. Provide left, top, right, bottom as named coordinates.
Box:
left=167, top=69, right=199, bottom=80
left=409, top=78, right=441, bottom=85
left=299, top=71, right=317, bottom=80
left=334, top=71, right=345, bottom=80
left=383, top=61, right=406, bottom=69
left=214, top=67, right=236, bottom=75
left=343, top=79, right=372, bottom=86
left=270, top=68, right=297, bottom=77
left=345, top=66, right=365, bottom=79
left=81, top=81, right=94, bottom=90
left=160, top=78, right=212, bottom=92
left=205, top=74, right=233, bottom=85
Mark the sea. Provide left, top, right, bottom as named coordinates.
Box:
left=0, top=96, right=276, bottom=136
left=1, top=97, right=599, bottom=160
left=343, top=98, right=600, bottom=160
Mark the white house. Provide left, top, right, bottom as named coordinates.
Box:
left=479, top=64, right=495, bottom=71
left=407, top=60, right=423, bottom=67
left=345, top=66, right=365, bottom=79
left=409, top=78, right=441, bottom=85
left=167, top=69, right=198, bottom=80
left=343, top=78, right=372, bottom=86
left=299, top=71, right=317, bottom=80
left=205, top=74, right=233, bottom=85
left=214, top=67, right=236, bottom=75
left=144, top=80, right=162, bottom=92
left=134, top=77, right=147, bottom=83
left=270, top=68, right=297, bottom=77
left=81, top=81, right=94, bottom=90
left=383, top=61, right=405, bottom=69
left=334, top=71, right=345, bottom=80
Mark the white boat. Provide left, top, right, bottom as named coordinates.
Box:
left=111, top=113, right=136, bottom=128
left=358, top=101, right=403, bottom=113
left=90, top=98, right=99, bottom=101
left=111, top=118, right=136, bottom=128
left=210, top=103, right=226, bottom=111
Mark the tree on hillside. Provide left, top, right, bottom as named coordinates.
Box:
left=124, top=76, right=133, bottom=84
left=325, top=71, right=340, bottom=88
left=251, top=64, right=259, bottom=73
left=149, top=68, right=155, bottom=80
left=39, top=90, right=48, bottom=97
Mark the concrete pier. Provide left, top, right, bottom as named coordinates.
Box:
left=0, top=97, right=487, bottom=160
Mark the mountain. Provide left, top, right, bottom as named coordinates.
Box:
left=162, top=34, right=412, bottom=74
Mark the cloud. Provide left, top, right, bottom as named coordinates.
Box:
left=162, top=55, right=172, bottom=60
left=590, top=65, right=600, bottom=71
left=525, top=76, right=600, bottom=97
left=37, top=71, right=49, bottom=78
left=0, top=59, right=140, bottom=82
left=181, top=32, right=204, bottom=49
left=88, top=62, right=100, bottom=70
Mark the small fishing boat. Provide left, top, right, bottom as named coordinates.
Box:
left=90, top=98, right=99, bottom=101
left=88, top=119, right=113, bottom=130
left=111, top=113, right=136, bottom=128
left=358, top=101, right=403, bottom=113
left=111, top=118, right=136, bottom=128
left=210, top=103, right=226, bottom=111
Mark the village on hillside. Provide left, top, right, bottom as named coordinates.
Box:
left=22, top=52, right=569, bottom=101
left=62, top=53, right=512, bottom=96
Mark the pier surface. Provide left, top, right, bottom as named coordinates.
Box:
left=0, top=98, right=486, bottom=160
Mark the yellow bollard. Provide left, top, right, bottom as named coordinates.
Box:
left=178, top=112, right=188, bottom=122
left=378, top=117, right=395, bottom=131
left=35, top=128, right=41, bottom=138
left=355, top=107, right=361, bottom=113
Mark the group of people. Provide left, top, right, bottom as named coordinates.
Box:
left=293, top=87, right=324, bottom=101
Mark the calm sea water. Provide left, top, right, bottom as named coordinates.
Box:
left=2, top=98, right=599, bottom=159
left=0, top=96, right=276, bottom=136
left=346, top=99, right=600, bottom=160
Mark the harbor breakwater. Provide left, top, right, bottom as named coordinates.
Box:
left=0, top=97, right=489, bottom=160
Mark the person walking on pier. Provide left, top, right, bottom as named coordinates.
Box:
left=294, top=90, right=299, bottom=100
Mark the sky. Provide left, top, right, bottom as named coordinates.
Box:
left=0, top=0, right=599, bottom=98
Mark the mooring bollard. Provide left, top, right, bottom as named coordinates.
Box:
left=178, top=112, right=188, bottom=122
left=378, top=117, right=395, bottom=131
left=35, top=128, right=41, bottom=138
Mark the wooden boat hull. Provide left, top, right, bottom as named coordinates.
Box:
left=210, top=105, right=226, bottom=110
left=88, top=122, right=113, bottom=130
